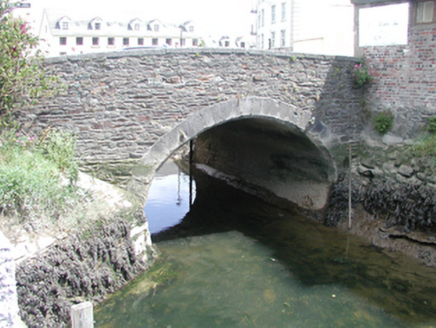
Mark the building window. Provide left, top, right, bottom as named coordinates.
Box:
left=134, top=23, right=140, bottom=31
left=271, top=31, right=275, bottom=48
left=192, top=38, right=198, bottom=46
left=60, top=52, right=67, bottom=55
left=416, top=1, right=436, bottom=23
left=261, top=9, right=265, bottom=27
left=76, top=37, right=83, bottom=45
left=282, top=2, right=287, bottom=21
left=281, top=30, right=286, bottom=47
left=95, top=22, right=101, bottom=30
left=152, top=38, right=158, bottom=46
left=138, top=38, right=144, bottom=45
left=181, top=38, right=186, bottom=46
left=261, top=34, right=264, bottom=49
left=62, top=22, right=69, bottom=30
left=225, top=40, right=230, bottom=47
left=240, top=41, right=246, bottom=48
left=189, top=26, right=194, bottom=32
left=108, top=37, right=115, bottom=46
left=123, top=37, right=129, bottom=46
left=59, top=37, right=67, bottom=45
left=92, top=37, right=99, bottom=46
left=154, top=24, right=159, bottom=32
left=166, top=38, right=172, bottom=46
left=271, top=5, right=276, bottom=23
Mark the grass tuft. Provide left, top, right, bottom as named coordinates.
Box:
left=0, top=128, right=80, bottom=221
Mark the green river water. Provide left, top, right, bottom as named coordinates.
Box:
left=95, top=161, right=436, bottom=328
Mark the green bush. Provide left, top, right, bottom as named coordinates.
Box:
left=374, top=111, right=394, bottom=135
left=0, top=129, right=79, bottom=219
left=353, top=61, right=373, bottom=88
left=0, top=0, right=60, bottom=126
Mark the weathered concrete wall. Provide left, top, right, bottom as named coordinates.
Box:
left=0, top=231, right=21, bottom=328
left=20, top=48, right=363, bottom=163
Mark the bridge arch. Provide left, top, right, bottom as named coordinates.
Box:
left=129, top=97, right=337, bottom=212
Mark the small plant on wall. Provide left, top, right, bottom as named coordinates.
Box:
left=427, top=116, right=436, bottom=134
left=374, top=110, right=394, bottom=135
left=353, top=60, right=373, bottom=88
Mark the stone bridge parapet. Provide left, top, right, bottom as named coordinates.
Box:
left=21, top=48, right=363, bottom=163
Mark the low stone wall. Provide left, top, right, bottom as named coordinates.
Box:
left=0, top=231, right=21, bottom=327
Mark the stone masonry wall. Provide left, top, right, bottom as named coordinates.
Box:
left=362, top=23, right=436, bottom=137
left=19, top=49, right=363, bottom=163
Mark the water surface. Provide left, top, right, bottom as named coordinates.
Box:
left=95, top=160, right=436, bottom=328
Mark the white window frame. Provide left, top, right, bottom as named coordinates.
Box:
left=281, top=2, right=287, bottom=21
left=271, top=5, right=276, bottom=23
left=416, top=0, right=436, bottom=23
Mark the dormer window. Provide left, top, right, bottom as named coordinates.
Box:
left=189, top=26, right=194, bottom=32
left=129, top=19, right=142, bottom=31
left=88, top=18, right=103, bottom=30
left=154, top=24, right=159, bottom=32
left=56, top=16, right=71, bottom=30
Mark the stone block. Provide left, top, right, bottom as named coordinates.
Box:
left=71, top=302, right=93, bottom=328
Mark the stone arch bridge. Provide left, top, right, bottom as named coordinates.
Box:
left=23, top=48, right=363, bottom=212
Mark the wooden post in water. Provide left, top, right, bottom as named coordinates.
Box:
left=71, top=302, right=93, bottom=328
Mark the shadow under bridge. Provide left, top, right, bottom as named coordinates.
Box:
left=129, top=97, right=337, bottom=214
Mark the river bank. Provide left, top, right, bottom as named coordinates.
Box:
left=326, top=140, right=436, bottom=267
left=0, top=171, right=156, bottom=328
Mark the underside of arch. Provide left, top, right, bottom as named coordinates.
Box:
left=129, top=97, right=337, bottom=212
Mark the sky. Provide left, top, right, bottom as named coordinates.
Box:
left=15, top=0, right=257, bottom=37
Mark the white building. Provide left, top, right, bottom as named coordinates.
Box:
left=255, top=0, right=354, bottom=56
left=35, top=10, right=203, bottom=57
left=11, top=4, right=254, bottom=57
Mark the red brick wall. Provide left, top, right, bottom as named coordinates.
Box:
left=362, top=23, right=436, bottom=137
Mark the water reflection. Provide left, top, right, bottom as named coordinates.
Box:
left=144, top=160, right=196, bottom=234
left=96, top=161, right=436, bottom=327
